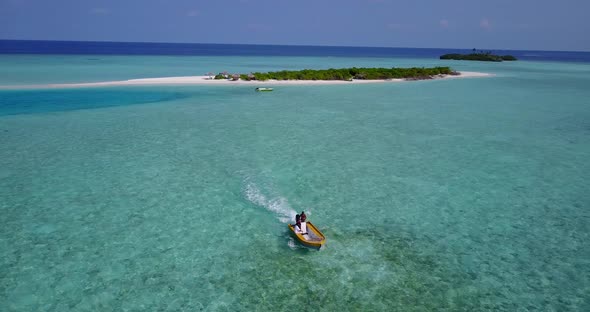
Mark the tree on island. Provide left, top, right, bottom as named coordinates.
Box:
left=214, top=67, right=456, bottom=81
left=440, top=50, right=517, bottom=62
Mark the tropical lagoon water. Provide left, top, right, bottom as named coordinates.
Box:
left=1, top=42, right=589, bottom=311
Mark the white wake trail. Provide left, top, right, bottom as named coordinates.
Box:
left=244, top=182, right=297, bottom=224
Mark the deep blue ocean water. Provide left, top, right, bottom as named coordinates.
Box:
left=2, top=39, right=590, bottom=62
left=1, top=41, right=589, bottom=311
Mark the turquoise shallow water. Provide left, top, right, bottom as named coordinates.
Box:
left=0, top=54, right=505, bottom=86
left=1, top=55, right=589, bottom=311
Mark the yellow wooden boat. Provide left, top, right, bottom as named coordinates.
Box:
left=288, top=221, right=326, bottom=249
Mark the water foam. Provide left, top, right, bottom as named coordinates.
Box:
left=244, top=182, right=296, bottom=224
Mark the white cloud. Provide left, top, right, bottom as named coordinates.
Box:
left=480, top=18, right=491, bottom=30
left=91, top=8, right=109, bottom=15
left=187, top=10, right=200, bottom=17
left=440, top=19, right=449, bottom=28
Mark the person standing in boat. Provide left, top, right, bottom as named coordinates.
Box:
left=299, top=211, right=308, bottom=236
left=294, top=214, right=302, bottom=232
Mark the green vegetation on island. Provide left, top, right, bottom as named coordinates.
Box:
left=214, top=66, right=457, bottom=81
left=440, top=49, right=517, bottom=62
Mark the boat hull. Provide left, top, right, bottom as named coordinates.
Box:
left=288, top=222, right=326, bottom=248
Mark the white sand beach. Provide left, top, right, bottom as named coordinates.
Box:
left=1, top=71, right=492, bottom=89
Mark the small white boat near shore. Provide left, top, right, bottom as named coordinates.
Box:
left=255, top=87, right=273, bottom=92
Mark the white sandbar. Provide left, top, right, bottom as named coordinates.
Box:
left=0, top=71, right=492, bottom=89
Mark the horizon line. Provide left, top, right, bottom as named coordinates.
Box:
left=1, top=38, right=589, bottom=53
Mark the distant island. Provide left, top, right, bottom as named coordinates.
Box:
left=214, top=66, right=459, bottom=81
left=440, top=49, right=517, bottom=62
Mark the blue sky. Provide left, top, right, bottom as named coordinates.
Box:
left=1, top=0, right=589, bottom=51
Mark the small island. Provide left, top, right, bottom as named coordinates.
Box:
left=440, top=50, right=517, bottom=62
left=214, top=66, right=459, bottom=81
left=3, top=68, right=494, bottom=89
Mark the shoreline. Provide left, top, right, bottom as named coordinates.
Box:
left=0, top=71, right=492, bottom=90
